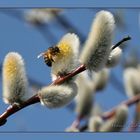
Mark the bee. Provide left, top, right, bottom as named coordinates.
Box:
left=38, top=46, right=60, bottom=67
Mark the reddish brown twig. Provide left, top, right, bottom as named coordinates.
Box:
left=52, top=64, right=86, bottom=85
left=0, top=94, right=40, bottom=126
left=111, top=36, right=131, bottom=50
left=128, top=101, right=140, bottom=131
left=0, top=36, right=131, bottom=127
left=0, top=64, right=86, bottom=126
left=79, top=94, right=140, bottom=131
left=102, top=94, right=140, bottom=120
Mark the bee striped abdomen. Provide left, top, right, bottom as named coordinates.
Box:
left=44, top=54, right=52, bottom=67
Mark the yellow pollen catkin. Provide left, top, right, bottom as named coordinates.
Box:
left=57, top=42, right=73, bottom=60
left=4, top=57, right=20, bottom=79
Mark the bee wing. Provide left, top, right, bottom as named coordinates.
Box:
left=37, top=52, right=45, bottom=59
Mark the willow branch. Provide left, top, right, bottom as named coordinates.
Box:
left=0, top=94, right=40, bottom=126
left=80, top=94, right=140, bottom=131
left=102, top=94, right=140, bottom=120
left=0, top=64, right=86, bottom=126
left=51, top=64, right=86, bottom=85
left=0, top=36, right=130, bottom=126
left=111, top=36, right=131, bottom=50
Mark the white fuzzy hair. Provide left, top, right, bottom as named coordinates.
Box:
left=106, top=47, right=122, bottom=68
left=100, top=104, right=128, bottom=132
left=123, top=67, right=140, bottom=97
left=59, top=33, right=80, bottom=56
left=39, top=82, right=77, bottom=108
left=24, top=9, right=54, bottom=24
left=92, top=68, right=110, bottom=91
left=51, top=33, right=80, bottom=81
left=80, top=10, right=115, bottom=71
left=2, top=52, right=29, bottom=104
left=75, top=71, right=95, bottom=117
left=88, top=116, right=103, bottom=132
left=65, top=127, right=79, bottom=132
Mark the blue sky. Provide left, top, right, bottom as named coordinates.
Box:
left=0, top=0, right=140, bottom=7
left=0, top=8, right=140, bottom=139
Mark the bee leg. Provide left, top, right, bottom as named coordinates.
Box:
left=51, top=58, right=55, bottom=62
left=46, top=61, right=52, bottom=67
left=57, top=71, right=67, bottom=78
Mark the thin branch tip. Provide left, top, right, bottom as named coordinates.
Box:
left=127, top=36, right=131, bottom=40
left=79, top=94, right=140, bottom=131
left=112, top=35, right=132, bottom=50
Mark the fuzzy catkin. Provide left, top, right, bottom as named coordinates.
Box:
left=88, top=116, right=103, bottom=132
left=91, top=68, right=110, bottom=91
left=2, top=52, right=29, bottom=104
left=39, top=82, right=77, bottom=108
left=99, top=104, right=128, bottom=132
left=106, top=47, right=122, bottom=68
left=51, top=33, right=80, bottom=81
left=24, top=9, right=61, bottom=25
left=123, top=67, right=140, bottom=97
left=65, top=127, right=79, bottom=132
left=80, top=10, right=115, bottom=72
left=75, top=72, right=94, bottom=118
left=123, top=66, right=140, bottom=128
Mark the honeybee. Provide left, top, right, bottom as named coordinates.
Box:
left=38, top=46, right=60, bottom=67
